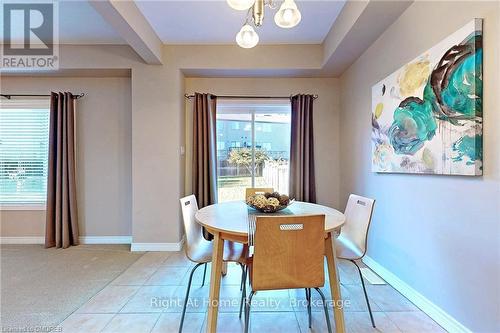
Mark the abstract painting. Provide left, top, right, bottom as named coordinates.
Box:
left=372, top=19, right=483, bottom=175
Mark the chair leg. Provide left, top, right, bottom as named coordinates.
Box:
left=179, top=262, right=204, bottom=333
left=350, top=259, right=376, bottom=328
left=305, top=288, right=312, bottom=328
left=239, top=263, right=245, bottom=291
left=244, top=290, right=255, bottom=333
left=239, top=265, right=248, bottom=318
left=201, top=263, right=208, bottom=287
left=313, top=287, right=332, bottom=333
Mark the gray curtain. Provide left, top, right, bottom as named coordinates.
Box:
left=192, top=93, right=217, bottom=240
left=45, top=92, right=79, bottom=249
left=289, top=94, right=316, bottom=203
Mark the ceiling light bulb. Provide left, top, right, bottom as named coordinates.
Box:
left=283, top=8, right=294, bottom=22
left=227, top=0, right=256, bottom=11
left=274, top=0, right=301, bottom=28
left=236, top=24, right=259, bottom=48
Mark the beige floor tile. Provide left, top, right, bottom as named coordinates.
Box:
left=385, top=311, right=446, bottom=333
left=175, top=284, right=211, bottom=313
left=200, top=312, right=246, bottom=333
left=101, top=313, right=160, bottom=333
left=174, top=283, right=245, bottom=314
left=180, top=263, right=209, bottom=286
left=215, top=285, right=246, bottom=313
left=345, top=312, right=401, bottom=333
left=137, top=251, right=172, bottom=265
left=144, top=266, right=189, bottom=286
left=338, top=260, right=364, bottom=285
left=180, top=262, right=244, bottom=288
left=341, top=284, right=382, bottom=312
left=111, top=265, right=159, bottom=286
left=296, top=310, right=335, bottom=333
left=221, top=263, right=246, bottom=287
left=289, top=288, right=333, bottom=312
left=250, top=312, right=301, bottom=333
left=163, top=252, right=194, bottom=267
left=65, top=252, right=447, bottom=333
left=366, top=285, right=419, bottom=312
left=151, top=312, right=204, bottom=333
left=249, top=289, right=294, bottom=312
left=120, top=285, right=179, bottom=313
left=58, top=313, right=114, bottom=333
left=77, top=285, right=139, bottom=314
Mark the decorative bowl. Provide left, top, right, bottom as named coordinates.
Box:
left=246, top=192, right=294, bottom=213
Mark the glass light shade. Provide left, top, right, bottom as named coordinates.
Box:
left=274, top=0, right=301, bottom=28
left=227, top=0, right=256, bottom=11
left=236, top=24, right=259, bottom=48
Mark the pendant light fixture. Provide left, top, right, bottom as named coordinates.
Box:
left=228, top=0, right=302, bottom=48
left=236, top=24, right=260, bottom=48
left=274, top=0, right=301, bottom=28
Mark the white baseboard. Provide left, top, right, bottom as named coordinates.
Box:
left=363, top=255, right=471, bottom=333
left=1, top=235, right=186, bottom=252
left=0, top=236, right=44, bottom=244
left=79, top=236, right=132, bottom=244
left=0, top=236, right=132, bottom=245
left=131, top=236, right=185, bottom=252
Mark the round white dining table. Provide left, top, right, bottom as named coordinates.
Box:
left=195, top=201, right=347, bottom=333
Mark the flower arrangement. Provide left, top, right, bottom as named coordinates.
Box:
left=246, top=191, right=293, bottom=213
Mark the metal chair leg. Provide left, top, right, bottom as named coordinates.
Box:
left=351, top=259, right=376, bottom=328
left=305, top=288, right=312, bottom=328
left=179, top=262, right=204, bottom=333
left=314, top=287, right=332, bottom=333
left=244, top=290, right=255, bottom=333
left=239, top=263, right=245, bottom=291
left=201, top=263, right=208, bottom=287
left=239, top=265, right=248, bottom=318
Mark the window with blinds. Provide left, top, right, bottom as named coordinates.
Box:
left=0, top=100, right=50, bottom=206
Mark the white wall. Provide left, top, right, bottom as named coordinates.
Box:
left=0, top=76, right=132, bottom=238
left=184, top=77, right=341, bottom=209
left=339, top=1, right=500, bottom=332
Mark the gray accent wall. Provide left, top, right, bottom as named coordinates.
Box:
left=339, top=2, right=500, bottom=331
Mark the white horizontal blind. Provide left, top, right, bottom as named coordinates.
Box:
left=0, top=107, right=50, bottom=204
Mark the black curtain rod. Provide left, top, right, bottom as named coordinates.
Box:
left=184, top=93, right=318, bottom=100
left=0, top=93, right=85, bottom=100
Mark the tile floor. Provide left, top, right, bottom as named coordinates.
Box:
left=57, top=251, right=446, bottom=333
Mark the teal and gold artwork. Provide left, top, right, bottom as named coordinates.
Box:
left=372, top=19, right=483, bottom=176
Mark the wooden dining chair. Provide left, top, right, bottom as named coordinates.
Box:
left=245, top=187, right=274, bottom=198
left=243, top=214, right=332, bottom=333
left=335, top=194, right=376, bottom=328
left=179, top=195, right=247, bottom=333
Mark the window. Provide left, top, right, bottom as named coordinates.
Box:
left=216, top=100, right=291, bottom=202
left=0, top=100, right=50, bottom=207
left=217, top=141, right=225, bottom=150
left=230, top=122, right=240, bottom=130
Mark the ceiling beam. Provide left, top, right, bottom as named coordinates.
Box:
left=90, top=0, right=163, bottom=64
left=322, top=0, right=413, bottom=76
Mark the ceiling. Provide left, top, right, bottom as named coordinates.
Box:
left=0, top=1, right=125, bottom=44
left=135, top=0, right=346, bottom=44
left=0, top=0, right=345, bottom=45
left=58, top=1, right=125, bottom=44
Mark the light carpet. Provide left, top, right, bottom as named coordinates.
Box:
left=0, top=244, right=143, bottom=330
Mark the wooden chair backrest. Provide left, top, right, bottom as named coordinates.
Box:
left=245, top=187, right=274, bottom=198
left=252, top=214, right=325, bottom=290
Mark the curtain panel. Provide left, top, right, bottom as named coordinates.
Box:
left=45, top=92, right=80, bottom=249
left=192, top=93, right=217, bottom=240
left=289, top=94, right=316, bottom=203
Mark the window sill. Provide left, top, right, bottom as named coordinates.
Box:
left=0, top=204, right=46, bottom=211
